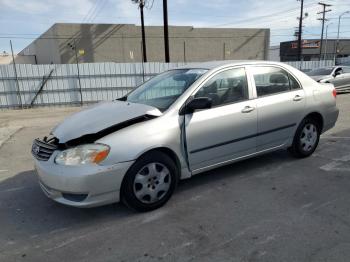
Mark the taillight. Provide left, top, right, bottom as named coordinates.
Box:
left=332, top=89, right=337, bottom=98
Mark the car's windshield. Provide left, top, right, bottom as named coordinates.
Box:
left=306, top=67, right=334, bottom=76
left=126, top=69, right=208, bottom=111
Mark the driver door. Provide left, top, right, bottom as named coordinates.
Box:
left=332, top=67, right=350, bottom=89
left=184, top=67, right=257, bottom=172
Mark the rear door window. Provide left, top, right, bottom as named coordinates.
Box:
left=251, top=66, right=300, bottom=97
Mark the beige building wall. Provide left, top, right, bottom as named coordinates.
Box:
left=0, top=54, right=36, bottom=64
left=19, top=23, right=270, bottom=64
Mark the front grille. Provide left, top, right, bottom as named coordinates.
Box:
left=31, top=138, right=58, bottom=161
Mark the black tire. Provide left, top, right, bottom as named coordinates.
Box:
left=289, top=117, right=321, bottom=158
left=121, top=151, right=178, bottom=212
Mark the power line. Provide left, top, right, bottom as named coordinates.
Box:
left=214, top=3, right=317, bottom=27
left=89, top=0, right=109, bottom=22
left=82, top=0, right=99, bottom=23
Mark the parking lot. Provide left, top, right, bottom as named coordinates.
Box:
left=0, top=94, right=349, bottom=262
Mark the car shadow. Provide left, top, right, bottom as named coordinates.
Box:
left=177, top=149, right=295, bottom=192
left=0, top=128, right=347, bottom=239
left=0, top=149, right=295, bottom=235
left=0, top=170, right=135, bottom=239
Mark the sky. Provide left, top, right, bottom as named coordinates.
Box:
left=0, top=0, right=350, bottom=53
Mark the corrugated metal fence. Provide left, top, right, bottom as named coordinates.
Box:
left=337, top=57, right=350, bottom=65
left=285, top=60, right=334, bottom=70
left=0, top=60, right=334, bottom=109
left=0, top=62, right=189, bottom=109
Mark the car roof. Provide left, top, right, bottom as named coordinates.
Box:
left=176, top=60, right=289, bottom=70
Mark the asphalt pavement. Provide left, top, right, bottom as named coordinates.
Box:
left=0, top=94, right=349, bottom=262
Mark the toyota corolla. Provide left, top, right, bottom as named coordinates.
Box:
left=32, top=61, right=339, bottom=212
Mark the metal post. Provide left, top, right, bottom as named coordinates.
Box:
left=297, top=0, right=304, bottom=62
left=73, top=39, right=83, bottom=106
left=319, top=9, right=326, bottom=61
left=10, top=40, right=22, bottom=109
left=334, top=11, right=350, bottom=65
left=223, top=43, right=226, bottom=60
left=317, top=2, right=332, bottom=61
left=163, top=0, right=170, bottom=62
left=140, top=0, right=147, bottom=62
left=323, top=23, right=332, bottom=61
left=140, top=41, right=145, bottom=82
left=183, top=41, right=186, bottom=63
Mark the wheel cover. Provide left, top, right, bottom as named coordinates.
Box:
left=133, top=162, right=171, bottom=204
left=300, top=123, right=318, bottom=152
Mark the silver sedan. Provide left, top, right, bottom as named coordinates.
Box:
left=32, top=61, right=339, bottom=211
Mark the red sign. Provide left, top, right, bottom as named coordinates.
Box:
left=291, top=40, right=320, bottom=49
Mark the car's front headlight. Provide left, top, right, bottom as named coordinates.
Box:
left=55, top=144, right=110, bottom=166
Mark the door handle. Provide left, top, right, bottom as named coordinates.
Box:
left=293, top=95, right=303, bottom=101
left=241, top=106, right=255, bottom=113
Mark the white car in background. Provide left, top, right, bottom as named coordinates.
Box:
left=307, top=66, right=350, bottom=93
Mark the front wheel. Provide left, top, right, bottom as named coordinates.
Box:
left=289, top=118, right=320, bottom=158
left=121, top=151, right=178, bottom=212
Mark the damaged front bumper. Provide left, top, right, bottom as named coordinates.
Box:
left=34, top=151, right=134, bottom=208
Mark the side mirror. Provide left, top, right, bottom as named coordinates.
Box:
left=179, top=97, right=212, bottom=115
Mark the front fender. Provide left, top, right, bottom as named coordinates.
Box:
left=97, top=115, right=188, bottom=173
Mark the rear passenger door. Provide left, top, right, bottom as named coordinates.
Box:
left=249, top=66, right=306, bottom=152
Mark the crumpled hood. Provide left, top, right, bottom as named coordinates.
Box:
left=52, top=100, right=162, bottom=143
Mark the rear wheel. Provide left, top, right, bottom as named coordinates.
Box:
left=121, top=151, right=178, bottom=212
left=289, top=118, right=320, bottom=158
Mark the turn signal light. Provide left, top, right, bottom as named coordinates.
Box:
left=332, top=89, right=337, bottom=98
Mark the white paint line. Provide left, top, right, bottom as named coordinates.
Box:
left=190, top=195, right=203, bottom=201
left=0, top=186, right=27, bottom=193
left=0, top=170, right=8, bottom=173
left=309, top=200, right=334, bottom=213
left=320, top=153, right=350, bottom=172
left=320, top=162, right=340, bottom=172
left=49, top=227, right=69, bottom=234
left=257, top=234, right=277, bottom=245
left=301, top=202, right=313, bottom=209
left=43, top=226, right=113, bottom=253
left=141, top=210, right=168, bottom=224
left=322, top=136, right=350, bottom=139
left=0, top=126, right=23, bottom=149
left=320, top=162, right=350, bottom=172
left=44, top=235, right=87, bottom=252
left=335, top=154, right=350, bottom=162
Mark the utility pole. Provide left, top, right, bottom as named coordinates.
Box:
left=140, top=0, right=147, bottom=63
left=163, top=0, right=170, bottom=63
left=323, top=23, right=332, bottom=61
left=10, top=40, right=22, bottom=109
left=317, top=2, right=332, bottom=61
left=334, top=11, right=350, bottom=64
left=68, top=40, right=83, bottom=105
left=297, top=0, right=304, bottom=62
left=132, top=0, right=147, bottom=62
